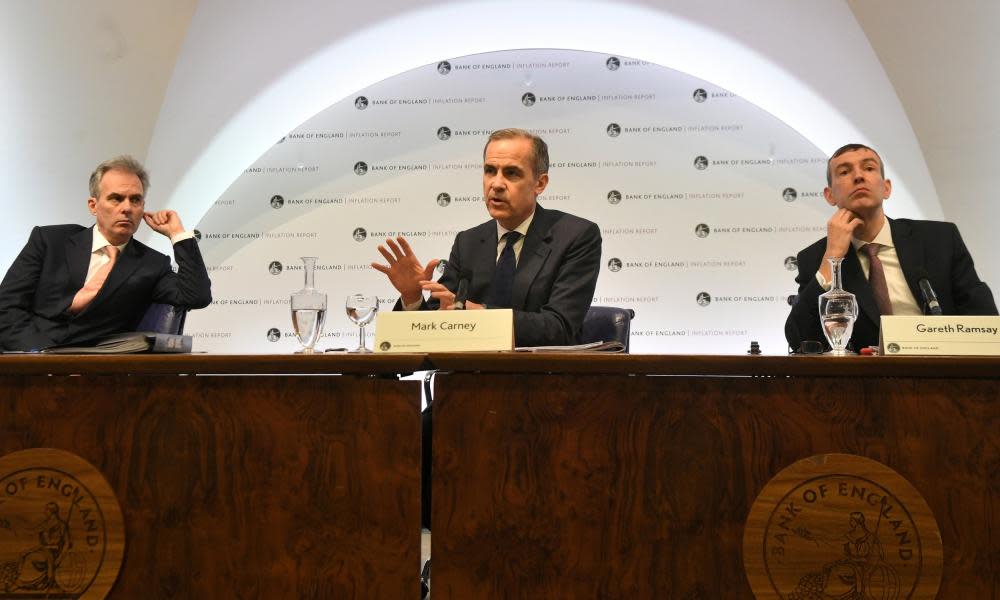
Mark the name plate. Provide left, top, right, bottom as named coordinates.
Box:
left=374, top=309, right=514, bottom=352
left=880, top=315, right=1000, bottom=355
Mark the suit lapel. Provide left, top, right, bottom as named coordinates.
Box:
left=842, top=248, right=879, bottom=329
left=511, top=206, right=552, bottom=309
left=889, top=218, right=926, bottom=307
left=474, top=224, right=498, bottom=298
left=66, top=228, right=93, bottom=289
left=88, top=239, right=144, bottom=309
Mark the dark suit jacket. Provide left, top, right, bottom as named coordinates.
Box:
left=785, top=218, right=997, bottom=351
left=0, top=225, right=212, bottom=351
left=404, top=204, right=602, bottom=347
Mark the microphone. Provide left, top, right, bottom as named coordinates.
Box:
left=915, top=269, right=943, bottom=316
left=453, top=270, right=471, bottom=310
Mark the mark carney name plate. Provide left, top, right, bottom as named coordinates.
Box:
left=374, top=309, right=514, bottom=352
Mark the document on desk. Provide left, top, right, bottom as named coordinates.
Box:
left=374, top=309, right=513, bottom=352
left=515, top=341, right=626, bottom=353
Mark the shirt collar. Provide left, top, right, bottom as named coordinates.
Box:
left=496, top=210, right=535, bottom=240
left=851, top=215, right=894, bottom=251
left=91, top=227, right=129, bottom=253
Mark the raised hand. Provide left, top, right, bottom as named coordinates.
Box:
left=371, top=237, right=439, bottom=305
left=143, top=210, right=185, bottom=238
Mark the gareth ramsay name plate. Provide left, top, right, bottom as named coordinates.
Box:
left=374, top=309, right=513, bottom=352
left=880, top=315, right=1000, bottom=356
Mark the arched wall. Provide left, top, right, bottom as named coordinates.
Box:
left=145, top=0, right=939, bottom=251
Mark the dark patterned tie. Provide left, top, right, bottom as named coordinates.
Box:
left=862, top=243, right=893, bottom=316
left=488, top=231, right=522, bottom=308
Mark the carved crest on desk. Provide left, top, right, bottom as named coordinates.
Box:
left=743, top=454, right=942, bottom=599
left=0, top=449, right=124, bottom=599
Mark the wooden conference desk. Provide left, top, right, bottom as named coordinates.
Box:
left=428, top=354, right=999, bottom=599
left=0, top=354, right=426, bottom=599
left=0, top=353, right=997, bottom=598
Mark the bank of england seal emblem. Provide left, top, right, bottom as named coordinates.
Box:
left=743, top=454, right=942, bottom=599
left=0, top=449, right=124, bottom=599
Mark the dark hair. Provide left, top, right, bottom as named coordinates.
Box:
left=89, top=155, right=149, bottom=198
left=826, top=143, right=884, bottom=186
left=483, top=128, right=549, bottom=177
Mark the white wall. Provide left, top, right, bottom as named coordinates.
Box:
left=0, top=0, right=195, bottom=270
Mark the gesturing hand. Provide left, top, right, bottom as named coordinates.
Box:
left=371, top=237, right=440, bottom=305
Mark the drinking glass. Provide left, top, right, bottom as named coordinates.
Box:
left=818, top=256, right=858, bottom=355
left=345, top=294, right=378, bottom=353
left=290, top=257, right=327, bottom=354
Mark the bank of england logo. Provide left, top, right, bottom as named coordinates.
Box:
left=784, top=256, right=798, bottom=271
left=744, top=454, right=942, bottom=600
left=521, top=92, right=536, bottom=107
left=437, top=61, right=451, bottom=75
left=696, top=292, right=712, bottom=306
left=352, top=227, right=367, bottom=242
left=275, top=136, right=286, bottom=144
left=607, top=190, right=622, bottom=205
left=354, top=96, right=369, bottom=110
left=379, top=341, right=391, bottom=351
left=887, top=342, right=901, bottom=354
left=193, top=229, right=202, bottom=241
left=0, top=449, right=124, bottom=598
left=695, top=223, right=710, bottom=238
left=606, top=123, right=621, bottom=137
left=436, top=192, right=451, bottom=207
left=694, top=156, right=709, bottom=170
left=268, top=260, right=283, bottom=275
left=783, top=187, right=798, bottom=202
left=607, top=258, right=622, bottom=272
left=270, top=194, right=284, bottom=209
left=266, top=328, right=281, bottom=342
left=437, top=126, right=452, bottom=141
left=693, top=88, right=707, bottom=103
left=436, top=260, right=448, bottom=274
left=606, top=56, right=620, bottom=71
left=353, top=161, right=368, bottom=176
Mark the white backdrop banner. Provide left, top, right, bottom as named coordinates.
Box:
left=187, top=49, right=832, bottom=354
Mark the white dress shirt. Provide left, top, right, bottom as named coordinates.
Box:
left=815, top=217, right=922, bottom=315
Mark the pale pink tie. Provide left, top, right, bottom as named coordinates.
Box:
left=70, top=245, right=119, bottom=314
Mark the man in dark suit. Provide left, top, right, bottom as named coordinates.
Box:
left=785, top=143, right=996, bottom=352
left=0, top=155, right=212, bottom=351
left=372, top=129, right=602, bottom=540
left=372, top=128, right=602, bottom=347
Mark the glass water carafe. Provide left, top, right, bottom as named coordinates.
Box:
left=290, top=257, right=327, bottom=354
left=818, top=256, right=858, bottom=355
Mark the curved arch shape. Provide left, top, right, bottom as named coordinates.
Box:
left=145, top=0, right=937, bottom=236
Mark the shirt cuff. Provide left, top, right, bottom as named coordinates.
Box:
left=170, top=231, right=195, bottom=244
left=402, top=297, right=424, bottom=311
left=814, top=270, right=832, bottom=291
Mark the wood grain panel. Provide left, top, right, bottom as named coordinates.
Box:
left=0, top=374, right=421, bottom=599
left=431, top=372, right=998, bottom=599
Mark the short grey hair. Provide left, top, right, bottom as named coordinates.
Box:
left=483, top=128, right=549, bottom=177
left=89, top=155, right=149, bottom=198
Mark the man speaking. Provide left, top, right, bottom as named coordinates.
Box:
left=372, top=128, right=602, bottom=347
left=0, top=156, right=212, bottom=351
left=785, top=143, right=997, bottom=351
